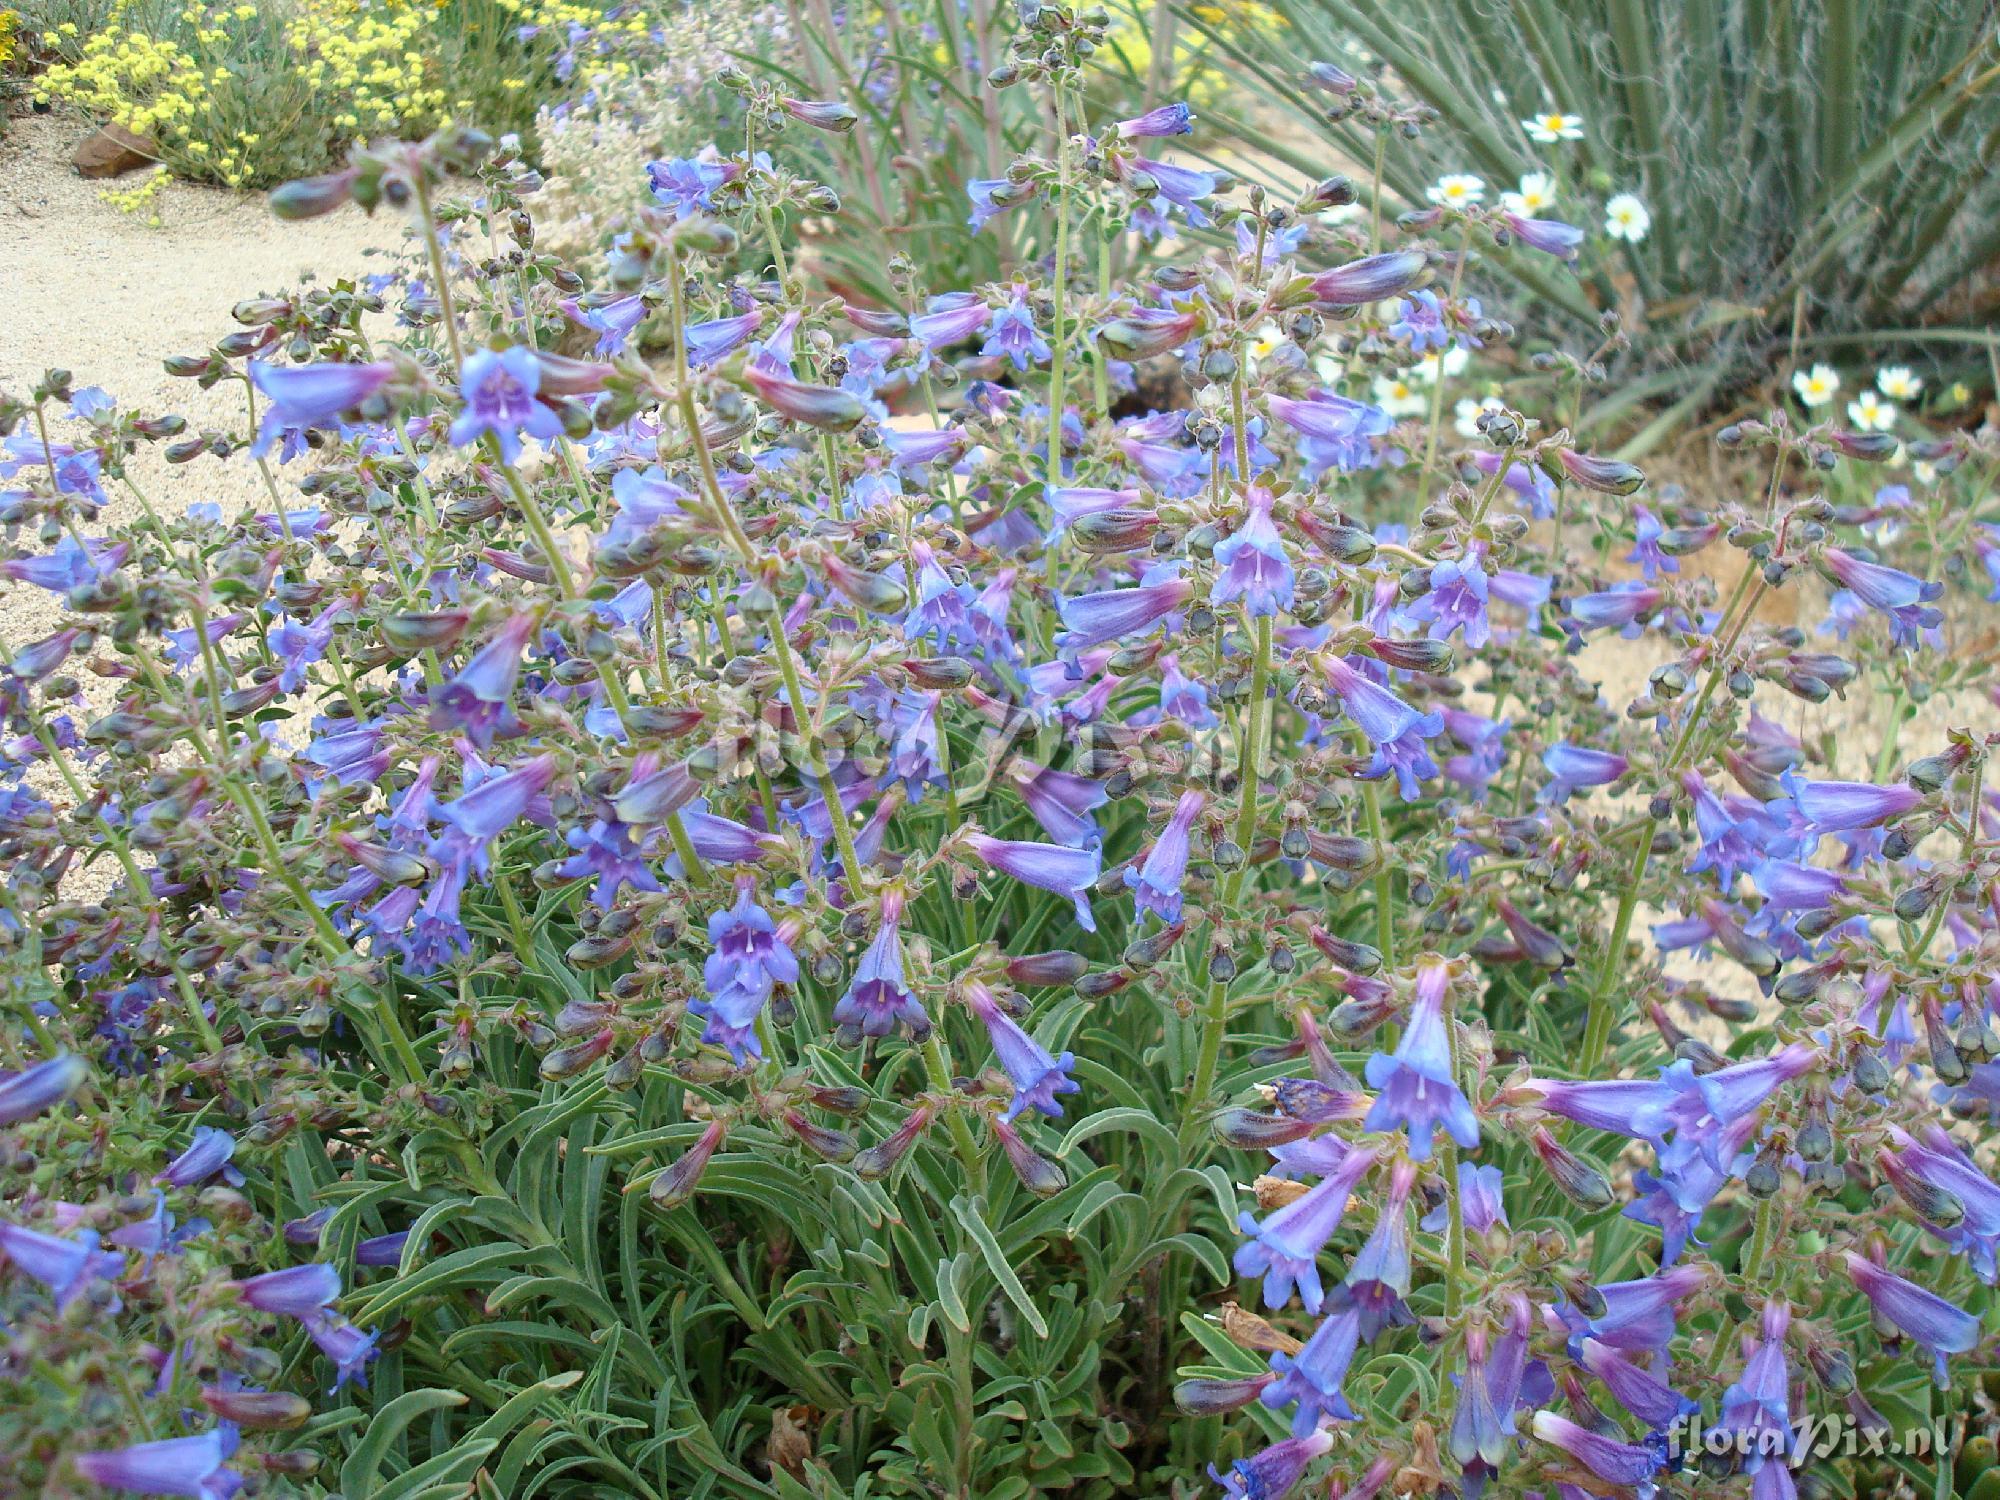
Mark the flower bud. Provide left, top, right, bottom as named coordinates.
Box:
left=1530, top=1126, right=1614, bottom=1209
left=200, top=1387, right=312, bottom=1430
left=991, top=1115, right=1065, bottom=1196
left=852, top=1103, right=935, bottom=1179
left=1175, top=1373, right=1276, bottom=1415
left=1552, top=449, right=1646, bottom=495
left=268, top=168, right=359, bottom=220
left=783, top=1108, right=857, bottom=1163
left=782, top=97, right=860, bottom=132
left=650, top=1118, right=727, bottom=1210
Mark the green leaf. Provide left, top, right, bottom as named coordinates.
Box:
left=340, top=1388, right=469, bottom=1496
left=950, top=1195, right=1049, bottom=1340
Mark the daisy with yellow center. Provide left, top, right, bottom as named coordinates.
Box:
left=1426, top=174, right=1486, bottom=210
left=1501, top=171, right=1556, bottom=216
left=1846, top=391, right=1897, bottom=432
left=1876, top=366, right=1922, bottom=401
left=1791, top=364, right=1840, bottom=408
left=1522, top=112, right=1583, bottom=143
left=1372, top=375, right=1429, bottom=418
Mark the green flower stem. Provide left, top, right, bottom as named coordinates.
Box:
left=1176, top=612, right=1273, bottom=1154
left=1045, top=84, right=1073, bottom=496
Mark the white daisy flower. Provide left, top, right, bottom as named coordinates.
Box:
left=1426, top=174, right=1486, bottom=210
left=1846, top=391, right=1897, bottom=432
left=1372, top=374, right=1429, bottom=417
left=1913, top=460, right=1939, bottom=486
left=1411, top=345, right=1470, bottom=385
left=1876, top=366, right=1922, bottom=400
left=1454, top=395, right=1504, bottom=439
left=1522, top=112, right=1584, bottom=143
left=1791, top=364, right=1840, bottom=408
left=1501, top=171, right=1557, bottom=216
left=1603, top=193, right=1650, bottom=242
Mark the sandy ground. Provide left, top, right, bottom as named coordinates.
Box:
left=0, top=112, right=402, bottom=555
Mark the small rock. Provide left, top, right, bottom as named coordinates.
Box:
left=73, top=124, right=158, bottom=179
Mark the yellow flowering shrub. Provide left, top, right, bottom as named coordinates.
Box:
left=22, top=0, right=657, bottom=193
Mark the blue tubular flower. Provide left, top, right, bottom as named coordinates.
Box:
left=966, top=982, right=1079, bottom=1122
left=645, top=154, right=732, bottom=217
left=1422, top=1161, right=1508, bottom=1235
left=1116, top=101, right=1194, bottom=137
left=560, top=293, right=646, bottom=355
left=1525, top=1073, right=1683, bottom=1140
left=1683, top=770, right=1786, bottom=888
left=1233, top=1144, right=1379, bottom=1312
left=308, top=1313, right=380, bottom=1390
left=1158, top=653, right=1218, bottom=728
left=1692, top=1041, right=1817, bottom=1125
left=1321, top=655, right=1441, bottom=749
left=73, top=1429, right=240, bottom=1499
left=1125, top=789, right=1205, bottom=922
left=1748, top=859, right=1848, bottom=911
left=1046, top=486, right=1140, bottom=547
left=0, top=1221, right=122, bottom=1311
left=1626, top=505, right=1676, bottom=577
left=684, top=309, right=765, bottom=368
left=1580, top=1337, right=1700, bottom=1430
left=1786, top=775, right=1922, bottom=834
left=248, top=360, right=393, bottom=459
left=1212, top=488, right=1295, bottom=617
left=911, top=293, right=994, bottom=351
left=436, top=754, right=558, bottom=860
left=1404, top=547, right=1491, bottom=645
left=0, top=1052, right=87, bottom=1125
left=1821, top=547, right=1943, bottom=648
left=1344, top=1158, right=1416, bottom=1335
left=964, top=834, right=1101, bottom=932
left=832, top=891, right=929, bottom=1042
left=158, top=1126, right=241, bottom=1189
left=967, top=177, right=1029, bottom=231
left=1886, top=1126, right=2000, bottom=1282
left=1712, top=1300, right=1792, bottom=1469
left=1056, top=577, right=1193, bottom=652
left=1574, top=1264, right=1709, bottom=1355
left=1010, top=760, right=1110, bottom=848
left=431, top=612, right=536, bottom=748
left=1209, top=1429, right=1334, bottom=1500
left=1388, top=289, right=1450, bottom=351
left=233, top=1261, right=341, bottom=1322
left=1502, top=211, right=1585, bottom=259
left=1131, top=157, right=1219, bottom=226
left=982, top=291, right=1050, bottom=370
left=903, top=539, right=976, bottom=648
left=1530, top=1411, right=1668, bottom=1490
left=1261, top=1299, right=1363, bottom=1436
left=1842, top=1251, right=1982, bottom=1384
left=1566, top=581, right=1663, bottom=636
left=450, top=346, right=564, bottom=463
left=695, top=878, right=802, bottom=1061
left=1309, top=249, right=1429, bottom=306
left=1625, top=1111, right=1759, bottom=1266
left=356, top=1231, right=409, bottom=1268
left=1363, top=959, right=1478, bottom=1160
left=1449, top=1298, right=1532, bottom=1467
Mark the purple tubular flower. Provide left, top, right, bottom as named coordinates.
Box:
left=1842, top=1251, right=1982, bottom=1384
left=1580, top=1337, right=1700, bottom=1430
left=966, top=982, right=1079, bottom=1122
left=158, top=1126, right=239, bottom=1189
left=560, top=294, right=646, bottom=355
left=1321, top=655, right=1442, bottom=747
left=0, top=1221, right=122, bottom=1310
left=1209, top=1429, right=1334, bottom=1500
left=1344, top=1158, right=1416, bottom=1335
left=964, top=834, right=1100, bottom=932
left=1233, top=1144, right=1379, bottom=1312
left=448, top=346, right=564, bottom=464
left=1010, top=760, right=1110, bottom=848
left=1212, top=488, right=1295, bottom=617
left=981, top=292, right=1050, bottom=370
left=911, top=292, right=992, bottom=351
left=73, top=1429, right=240, bottom=1499
left=1055, top=578, right=1192, bottom=652
left=233, top=1262, right=341, bottom=1322
left=832, top=892, right=929, bottom=1041
left=1712, top=1300, right=1793, bottom=1468
left=745, top=366, right=867, bottom=430
left=1261, top=1299, right=1364, bottom=1436
left=1309, top=249, right=1429, bottom=306
left=1362, top=959, right=1478, bottom=1160
left=1125, top=789, right=1205, bottom=922
left=1526, top=1072, right=1682, bottom=1139
left=308, top=1314, right=380, bottom=1390
left=1788, top=776, right=1922, bottom=833
left=436, top=754, right=558, bottom=851
left=249, top=360, right=393, bottom=458
left=1566, top=582, right=1662, bottom=634
left=1821, top=547, right=1943, bottom=648
left=1045, top=486, right=1138, bottom=546
left=695, top=879, right=801, bottom=1061
left=1539, top=744, right=1627, bottom=805
left=684, top=310, right=764, bottom=368
left=1449, top=1301, right=1532, bottom=1467
left=1422, top=1161, right=1507, bottom=1234
left=646, top=155, right=732, bottom=217
left=1404, top=549, right=1491, bottom=646
left=1577, top=1264, right=1709, bottom=1354
left=1502, top=211, right=1585, bottom=260
left=356, top=1231, right=409, bottom=1268
left=1888, top=1126, right=2000, bottom=1282
left=0, top=1053, right=88, bottom=1125
left=1530, top=1411, right=1667, bottom=1488
left=1116, top=101, right=1194, bottom=137
left=1692, top=1040, right=1817, bottom=1124
left=1133, top=157, right=1218, bottom=225
left=431, top=612, right=536, bottom=748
